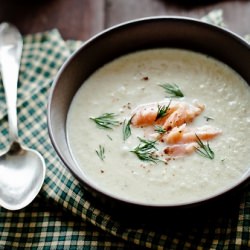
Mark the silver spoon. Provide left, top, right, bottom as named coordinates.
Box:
left=0, top=23, right=46, bottom=210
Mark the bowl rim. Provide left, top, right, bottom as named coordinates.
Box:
left=48, top=16, right=250, bottom=208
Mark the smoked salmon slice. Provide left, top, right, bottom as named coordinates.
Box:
left=164, top=143, right=197, bottom=156
left=130, top=101, right=173, bottom=126
left=131, top=100, right=204, bottom=128
left=162, top=101, right=205, bottom=130
left=163, top=124, right=222, bottom=144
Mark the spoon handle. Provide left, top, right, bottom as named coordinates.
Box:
left=0, top=23, right=23, bottom=143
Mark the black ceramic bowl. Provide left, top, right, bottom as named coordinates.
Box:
left=48, top=17, right=250, bottom=214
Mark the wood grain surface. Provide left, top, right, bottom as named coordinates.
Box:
left=106, top=0, right=250, bottom=36
left=0, top=0, right=105, bottom=40
left=0, top=0, right=249, bottom=40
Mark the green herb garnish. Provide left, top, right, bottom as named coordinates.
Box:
left=160, top=83, right=184, bottom=97
left=107, top=135, right=113, bottom=141
left=154, top=125, right=166, bottom=134
left=204, top=116, right=214, bottom=122
left=155, top=100, right=171, bottom=121
left=96, top=145, right=105, bottom=161
left=130, top=137, right=159, bottom=163
left=195, top=134, right=214, bottom=160
left=90, top=113, right=119, bottom=129
left=122, top=116, right=133, bottom=141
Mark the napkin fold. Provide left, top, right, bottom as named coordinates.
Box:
left=0, top=10, right=249, bottom=249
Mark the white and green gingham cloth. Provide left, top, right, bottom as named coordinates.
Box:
left=0, top=11, right=250, bottom=249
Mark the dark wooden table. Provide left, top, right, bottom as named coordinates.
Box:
left=0, top=0, right=249, bottom=40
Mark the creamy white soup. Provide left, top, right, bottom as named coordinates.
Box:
left=66, top=49, right=250, bottom=205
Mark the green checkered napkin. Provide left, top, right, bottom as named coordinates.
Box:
left=0, top=11, right=250, bottom=249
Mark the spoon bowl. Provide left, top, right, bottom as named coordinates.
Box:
left=0, top=142, right=46, bottom=210
left=0, top=23, right=46, bottom=210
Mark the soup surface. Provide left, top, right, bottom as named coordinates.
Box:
left=67, top=49, right=250, bottom=205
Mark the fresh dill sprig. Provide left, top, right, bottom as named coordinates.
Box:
left=107, top=134, right=113, bottom=141
left=160, top=83, right=184, bottom=97
left=154, top=125, right=166, bottom=134
left=96, top=145, right=105, bottom=161
left=155, top=100, right=171, bottom=121
left=130, top=137, right=159, bottom=163
left=204, top=116, right=214, bottom=122
left=122, top=116, right=133, bottom=141
left=195, top=134, right=215, bottom=160
left=90, top=113, right=119, bottom=129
